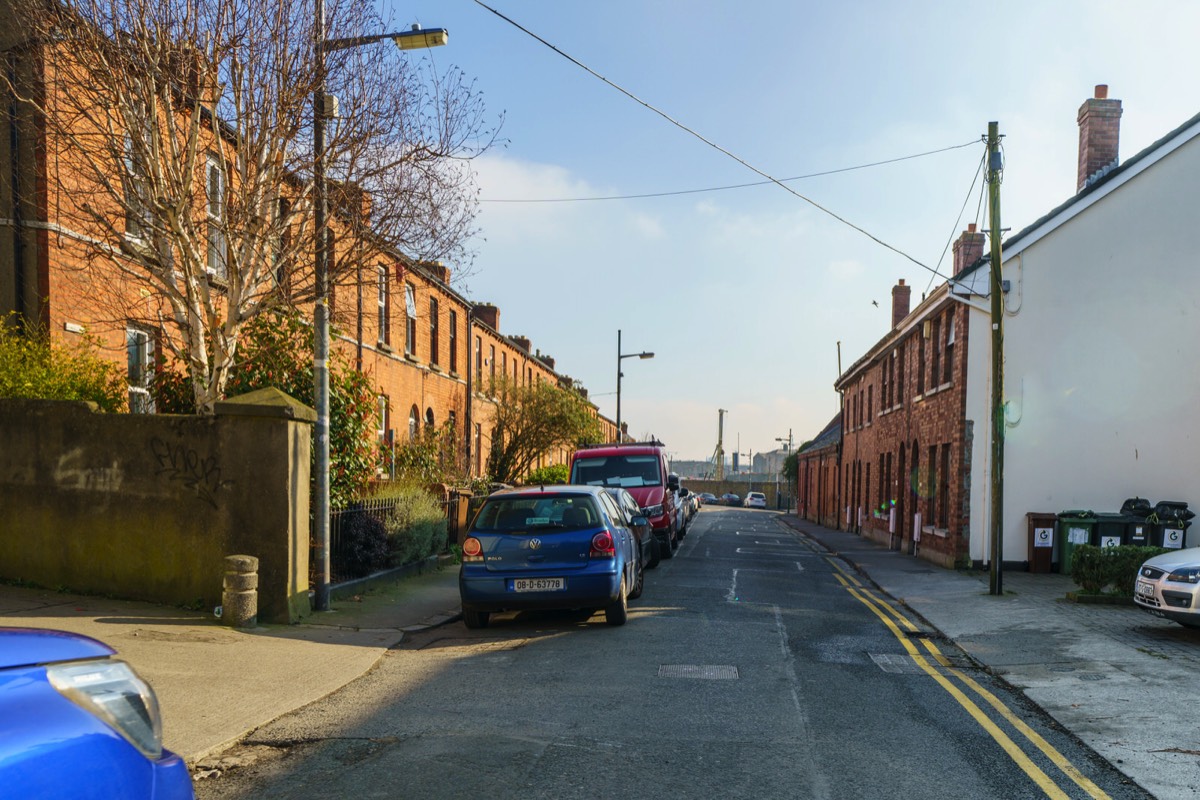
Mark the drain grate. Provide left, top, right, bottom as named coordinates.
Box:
left=658, top=664, right=739, bottom=680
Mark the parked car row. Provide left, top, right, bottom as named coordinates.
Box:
left=458, top=441, right=695, bottom=629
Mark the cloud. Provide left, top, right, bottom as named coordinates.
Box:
left=828, top=259, right=865, bottom=280
left=631, top=213, right=665, bottom=239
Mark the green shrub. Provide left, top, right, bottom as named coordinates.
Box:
left=0, top=320, right=126, bottom=411
left=378, top=484, right=449, bottom=566
left=339, top=506, right=390, bottom=578
left=1071, top=544, right=1169, bottom=595
left=522, top=464, right=568, bottom=486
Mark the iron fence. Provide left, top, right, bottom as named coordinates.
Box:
left=315, top=494, right=469, bottom=585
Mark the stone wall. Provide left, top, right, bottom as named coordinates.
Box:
left=0, top=388, right=314, bottom=622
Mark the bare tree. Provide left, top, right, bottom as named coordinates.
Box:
left=6, top=0, right=497, bottom=411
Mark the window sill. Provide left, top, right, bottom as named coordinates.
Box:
left=378, top=342, right=394, bottom=354
left=429, top=364, right=443, bottom=374
left=404, top=353, right=419, bottom=364
left=923, top=525, right=949, bottom=538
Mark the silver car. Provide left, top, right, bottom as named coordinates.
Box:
left=1134, top=547, right=1200, bottom=628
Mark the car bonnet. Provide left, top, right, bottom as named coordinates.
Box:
left=0, top=628, right=116, bottom=670
left=1145, top=546, right=1200, bottom=571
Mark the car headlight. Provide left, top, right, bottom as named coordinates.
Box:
left=47, top=659, right=164, bottom=758
left=641, top=504, right=663, bottom=518
left=1167, top=567, right=1200, bottom=584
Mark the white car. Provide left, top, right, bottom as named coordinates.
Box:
left=1134, top=547, right=1200, bottom=628
left=743, top=492, right=767, bottom=509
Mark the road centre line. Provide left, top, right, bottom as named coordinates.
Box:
left=842, top=583, right=1112, bottom=800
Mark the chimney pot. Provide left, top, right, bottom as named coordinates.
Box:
left=952, top=226, right=987, bottom=275
left=891, top=279, right=912, bottom=330
left=1077, top=84, right=1122, bottom=192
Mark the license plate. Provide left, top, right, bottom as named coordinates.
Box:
left=1136, top=579, right=1155, bottom=598
left=513, top=577, right=565, bottom=592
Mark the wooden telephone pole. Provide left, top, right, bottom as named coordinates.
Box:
left=987, top=121, right=1006, bottom=596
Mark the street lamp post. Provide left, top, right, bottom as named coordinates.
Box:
left=775, top=432, right=792, bottom=511
left=615, top=329, right=653, bottom=443
left=311, top=12, right=448, bottom=612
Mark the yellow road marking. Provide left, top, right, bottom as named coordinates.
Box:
left=825, top=557, right=862, bottom=587
left=846, top=585, right=1112, bottom=800
left=847, top=586, right=1071, bottom=799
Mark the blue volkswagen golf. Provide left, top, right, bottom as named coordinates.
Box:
left=0, top=627, right=194, bottom=799
left=459, top=486, right=644, bottom=629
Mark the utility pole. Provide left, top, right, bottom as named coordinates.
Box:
left=987, top=121, right=1006, bottom=596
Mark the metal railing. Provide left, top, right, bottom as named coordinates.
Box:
left=315, top=494, right=470, bottom=585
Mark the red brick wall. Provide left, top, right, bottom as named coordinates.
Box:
left=839, top=297, right=971, bottom=568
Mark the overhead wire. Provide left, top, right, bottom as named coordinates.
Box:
left=482, top=141, right=980, bottom=203
left=469, top=0, right=981, bottom=278
left=925, top=146, right=988, bottom=296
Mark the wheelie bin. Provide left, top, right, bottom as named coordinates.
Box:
left=1055, top=510, right=1096, bottom=574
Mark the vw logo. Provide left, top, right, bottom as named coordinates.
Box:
left=1142, top=568, right=1153, bottom=577
left=529, top=538, right=542, bottom=550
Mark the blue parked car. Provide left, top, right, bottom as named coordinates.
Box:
left=460, top=485, right=644, bottom=628
left=0, top=627, right=194, bottom=800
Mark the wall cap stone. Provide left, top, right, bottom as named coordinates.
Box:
left=214, top=387, right=316, bottom=423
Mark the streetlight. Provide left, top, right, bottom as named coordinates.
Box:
left=775, top=432, right=793, bottom=512
left=615, top=329, right=653, bottom=443
left=312, top=13, right=448, bottom=612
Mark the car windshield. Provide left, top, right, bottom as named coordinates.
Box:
left=571, top=454, right=661, bottom=488
left=474, top=495, right=601, bottom=532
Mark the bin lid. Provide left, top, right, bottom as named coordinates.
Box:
left=1057, top=510, right=1096, bottom=520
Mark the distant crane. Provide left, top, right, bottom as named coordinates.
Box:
left=708, top=408, right=727, bottom=480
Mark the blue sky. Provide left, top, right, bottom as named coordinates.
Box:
left=384, top=0, right=1200, bottom=462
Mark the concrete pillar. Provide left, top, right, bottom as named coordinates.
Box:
left=221, top=555, right=259, bottom=627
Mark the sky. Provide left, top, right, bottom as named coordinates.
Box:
left=383, top=0, right=1200, bottom=462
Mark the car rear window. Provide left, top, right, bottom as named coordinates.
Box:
left=474, top=496, right=601, bottom=532
left=571, top=454, right=662, bottom=487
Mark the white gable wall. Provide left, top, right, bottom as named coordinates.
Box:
left=965, top=128, right=1200, bottom=564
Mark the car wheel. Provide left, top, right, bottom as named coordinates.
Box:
left=659, top=532, right=675, bottom=559
left=463, top=609, right=490, bottom=629
left=605, top=577, right=628, bottom=626
left=629, top=553, right=645, bottom=600
left=646, top=538, right=661, bottom=569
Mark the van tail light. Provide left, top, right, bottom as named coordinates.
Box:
left=462, top=537, right=484, bottom=562
left=590, top=531, right=615, bottom=559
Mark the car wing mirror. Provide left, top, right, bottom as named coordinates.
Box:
left=631, top=515, right=648, bottom=527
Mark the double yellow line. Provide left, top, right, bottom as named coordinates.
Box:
left=828, top=559, right=1110, bottom=800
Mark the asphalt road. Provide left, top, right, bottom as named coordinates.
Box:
left=195, top=508, right=1150, bottom=799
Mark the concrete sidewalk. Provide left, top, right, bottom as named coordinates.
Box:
left=6, top=515, right=1200, bottom=796
left=778, top=515, right=1200, bottom=799
left=0, top=562, right=463, bottom=764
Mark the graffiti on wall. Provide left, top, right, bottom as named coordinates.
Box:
left=150, top=437, right=233, bottom=508
left=53, top=449, right=124, bottom=492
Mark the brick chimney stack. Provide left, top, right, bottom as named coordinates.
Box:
left=891, top=279, right=911, bottom=329
left=473, top=303, right=499, bottom=331
left=1077, top=84, right=1122, bottom=192
left=952, top=223, right=986, bottom=275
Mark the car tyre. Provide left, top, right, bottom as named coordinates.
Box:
left=629, top=553, right=644, bottom=600
left=605, top=577, right=628, bottom=626
left=646, top=538, right=661, bottom=569
left=463, top=609, right=490, bottom=629
left=659, top=532, right=675, bottom=559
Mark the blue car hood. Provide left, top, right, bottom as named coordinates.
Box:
left=0, top=628, right=115, bottom=670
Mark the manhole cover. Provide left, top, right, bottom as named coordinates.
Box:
left=658, top=664, right=739, bottom=680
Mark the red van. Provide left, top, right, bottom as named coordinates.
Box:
left=569, top=442, right=679, bottom=560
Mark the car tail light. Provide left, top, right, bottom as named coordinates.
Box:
left=462, top=537, right=484, bottom=562
left=590, top=531, right=615, bottom=559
